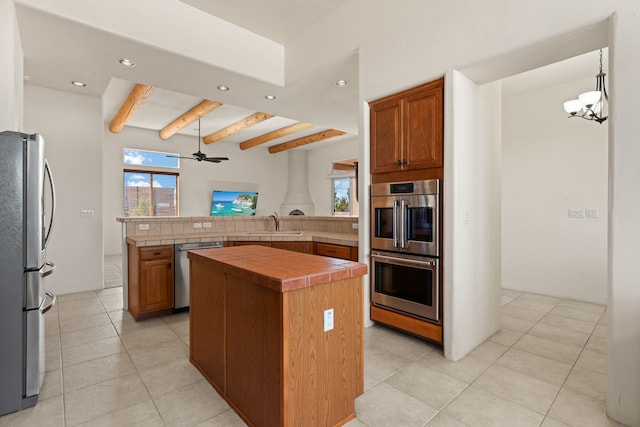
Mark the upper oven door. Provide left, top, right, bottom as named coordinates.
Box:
left=371, top=194, right=438, bottom=256
left=371, top=195, right=400, bottom=253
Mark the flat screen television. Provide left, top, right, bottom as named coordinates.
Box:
left=210, top=190, right=258, bottom=216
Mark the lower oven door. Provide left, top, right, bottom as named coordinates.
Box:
left=371, top=251, right=439, bottom=322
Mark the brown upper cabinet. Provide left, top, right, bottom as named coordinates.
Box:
left=370, top=78, right=444, bottom=174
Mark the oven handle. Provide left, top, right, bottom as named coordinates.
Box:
left=400, top=199, right=407, bottom=249
left=392, top=199, right=399, bottom=248
left=372, top=253, right=437, bottom=268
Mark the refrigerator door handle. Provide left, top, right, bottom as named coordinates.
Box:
left=41, top=291, right=56, bottom=314
left=44, top=159, right=56, bottom=249
left=41, top=261, right=56, bottom=278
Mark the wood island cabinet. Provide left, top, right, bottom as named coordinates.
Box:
left=370, top=78, right=443, bottom=175
left=189, top=246, right=367, bottom=427
left=127, top=244, right=174, bottom=321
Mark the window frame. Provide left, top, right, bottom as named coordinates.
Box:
left=123, top=169, right=180, bottom=217
left=331, top=174, right=358, bottom=217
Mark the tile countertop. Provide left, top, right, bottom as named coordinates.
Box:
left=125, top=230, right=358, bottom=248
left=188, top=245, right=367, bottom=293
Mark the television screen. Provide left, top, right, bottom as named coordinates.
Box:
left=210, top=190, right=258, bottom=216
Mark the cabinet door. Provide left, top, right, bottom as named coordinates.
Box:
left=370, top=99, right=403, bottom=174
left=140, top=258, right=174, bottom=312
left=403, top=85, right=443, bottom=170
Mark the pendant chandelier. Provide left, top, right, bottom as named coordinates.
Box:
left=563, top=49, right=608, bottom=124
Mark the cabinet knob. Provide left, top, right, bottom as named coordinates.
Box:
left=397, top=160, right=402, bottom=167
left=402, top=159, right=407, bottom=166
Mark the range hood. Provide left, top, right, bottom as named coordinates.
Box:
left=280, top=150, right=314, bottom=215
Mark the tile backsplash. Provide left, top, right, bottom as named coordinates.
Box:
left=117, top=216, right=358, bottom=237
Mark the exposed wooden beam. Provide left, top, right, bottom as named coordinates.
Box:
left=203, top=112, right=274, bottom=144
left=332, top=162, right=356, bottom=172
left=159, top=100, right=222, bottom=139
left=268, top=129, right=346, bottom=154
left=109, top=83, right=154, bottom=133
left=239, top=122, right=315, bottom=151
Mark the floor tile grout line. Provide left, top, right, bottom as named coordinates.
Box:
left=501, top=291, right=608, bottom=425
left=44, top=283, right=609, bottom=427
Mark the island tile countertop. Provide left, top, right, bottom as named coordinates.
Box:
left=125, top=230, right=358, bottom=248
left=188, top=245, right=367, bottom=293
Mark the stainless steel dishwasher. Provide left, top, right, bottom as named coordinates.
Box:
left=174, top=241, right=223, bottom=311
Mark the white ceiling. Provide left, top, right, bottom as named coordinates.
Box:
left=15, top=1, right=607, bottom=150
left=179, top=0, right=346, bottom=44
left=16, top=0, right=358, bottom=151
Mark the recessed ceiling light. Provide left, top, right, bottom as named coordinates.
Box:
left=335, top=79, right=349, bottom=87
left=217, top=85, right=230, bottom=91
left=119, top=58, right=136, bottom=68
left=265, top=95, right=276, bottom=100
left=71, top=81, right=86, bottom=87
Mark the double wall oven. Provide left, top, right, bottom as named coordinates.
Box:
left=370, top=179, right=440, bottom=322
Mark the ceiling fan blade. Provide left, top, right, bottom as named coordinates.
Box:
left=167, top=154, right=197, bottom=160
left=169, top=123, right=229, bottom=164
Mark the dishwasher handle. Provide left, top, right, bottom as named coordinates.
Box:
left=177, top=244, right=223, bottom=251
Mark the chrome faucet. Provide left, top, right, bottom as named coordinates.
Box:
left=268, top=212, right=280, bottom=231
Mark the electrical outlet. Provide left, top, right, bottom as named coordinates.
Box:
left=138, top=223, right=149, bottom=230
left=352, top=223, right=358, bottom=229
left=193, top=222, right=203, bottom=229
left=203, top=222, right=212, bottom=228
left=568, top=209, right=585, bottom=219
left=80, top=209, right=94, bottom=218
left=324, top=308, right=334, bottom=332
left=586, top=209, right=599, bottom=219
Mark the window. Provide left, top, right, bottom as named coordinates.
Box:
left=124, top=170, right=179, bottom=217
left=331, top=160, right=358, bottom=216
left=123, top=148, right=180, bottom=168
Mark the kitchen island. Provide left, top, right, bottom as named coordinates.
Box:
left=188, top=245, right=367, bottom=427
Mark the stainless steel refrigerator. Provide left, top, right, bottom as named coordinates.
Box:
left=0, top=131, right=56, bottom=416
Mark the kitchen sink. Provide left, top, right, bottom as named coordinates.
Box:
left=247, top=230, right=304, bottom=236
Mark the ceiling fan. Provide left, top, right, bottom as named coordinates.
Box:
left=167, top=119, right=229, bottom=163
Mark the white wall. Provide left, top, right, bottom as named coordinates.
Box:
left=102, top=125, right=290, bottom=255
left=23, top=84, right=104, bottom=295
left=0, top=0, right=22, bottom=131
left=307, top=137, right=359, bottom=216
left=502, top=77, right=608, bottom=304
left=444, top=73, right=502, bottom=360
left=607, top=8, right=640, bottom=425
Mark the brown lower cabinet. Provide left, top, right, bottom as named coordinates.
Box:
left=127, top=244, right=174, bottom=321
left=189, top=247, right=364, bottom=427
left=313, top=242, right=358, bottom=261
left=227, top=240, right=310, bottom=253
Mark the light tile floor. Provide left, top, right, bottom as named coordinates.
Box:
left=103, top=255, right=123, bottom=289
left=0, top=288, right=623, bottom=426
